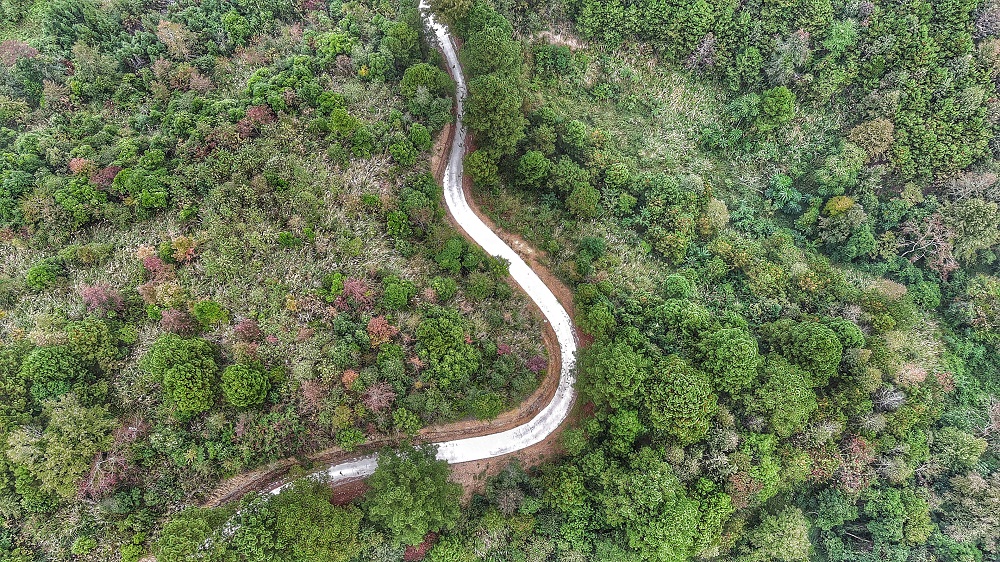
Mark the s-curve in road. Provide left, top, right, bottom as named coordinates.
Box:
left=271, top=4, right=578, bottom=494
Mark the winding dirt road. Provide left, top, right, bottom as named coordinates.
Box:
left=269, top=5, right=578, bottom=494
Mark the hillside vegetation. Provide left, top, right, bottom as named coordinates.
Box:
left=0, top=1, right=548, bottom=559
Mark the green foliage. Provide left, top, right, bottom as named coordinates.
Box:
left=760, top=319, right=843, bottom=386
left=814, top=488, right=859, bottom=531
left=401, top=63, right=454, bottom=100
left=745, top=354, right=817, bottom=437
left=381, top=275, right=416, bottom=310
left=19, top=345, right=89, bottom=403
left=580, top=335, right=650, bottom=408
left=24, top=258, right=64, bottom=291
left=737, top=507, right=811, bottom=562
left=566, top=183, right=601, bottom=218
left=756, top=87, right=795, bottom=132
left=142, top=334, right=217, bottom=421
left=697, top=328, right=760, bottom=394
left=191, top=300, right=230, bottom=330
left=155, top=508, right=228, bottom=562
left=465, top=74, right=525, bottom=157
left=515, top=150, right=550, bottom=189
left=642, top=355, right=717, bottom=445
left=416, top=307, right=480, bottom=389
left=931, top=427, right=987, bottom=474
left=429, top=276, right=458, bottom=301
left=363, top=445, right=462, bottom=546
left=5, top=394, right=115, bottom=499
left=221, top=364, right=269, bottom=408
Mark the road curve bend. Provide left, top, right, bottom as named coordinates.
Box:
left=271, top=5, right=578, bottom=493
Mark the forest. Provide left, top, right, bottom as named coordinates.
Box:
left=2, top=0, right=1000, bottom=561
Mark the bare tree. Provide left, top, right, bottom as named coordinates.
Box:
left=361, top=381, right=397, bottom=413
left=685, top=33, right=717, bottom=72
left=898, top=213, right=959, bottom=280
left=874, top=386, right=906, bottom=412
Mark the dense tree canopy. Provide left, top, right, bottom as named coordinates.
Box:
left=362, top=445, right=462, bottom=546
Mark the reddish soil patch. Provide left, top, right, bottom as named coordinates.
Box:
left=403, top=532, right=438, bottom=561
left=329, top=478, right=370, bottom=506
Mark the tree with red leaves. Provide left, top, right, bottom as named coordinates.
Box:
left=367, top=316, right=399, bottom=348
left=237, top=105, right=277, bottom=138
left=160, top=309, right=198, bottom=335
left=0, top=40, right=39, bottom=66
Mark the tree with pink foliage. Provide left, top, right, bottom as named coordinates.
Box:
left=526, top=355, right=547, bottom=374
left=234, top=318, right=263, bottom=342
left=80, top=284, right=124, bottom=314
left=160, top=309, right=197, bottom=335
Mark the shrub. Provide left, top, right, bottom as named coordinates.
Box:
left=435, top=238, right=465, bottom=274
left=71, top=536, right=97, bottom=555
left=142, top=334, right=217, bottom=421
left=160, top=309, right=198, bottom=335
left=429, top=276, right=458, bottom=301
left=25, top=259, right=64, bottom=291
left=80, top=284, right=124, bottom=314
left=336, top=428, right=365, bottom=451
left=393, top=407, right=421, bottom=435
left=19, top=345, right=90, bottom=402
left=661, top=274, right=694, bottom=299
left=465, top=272, right=495, bottom=300
left=221, top=364, right=270, bottom=407
left=381, top=276, right=416, bottom=310
left=192, top=300, right=230, bottom=330
left=471, top=392, right=503, bottom=420
left=566, top=183, right=600, bottom=218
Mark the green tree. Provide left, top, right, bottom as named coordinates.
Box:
left=363, top=445, right=461, bottom=546
left=221, top=364, right=270, bottom=408
left=745, top=354, right=817, bottom=437
left=814, top=487, right=859, bottom=531
left=932, top=427, right=987, bottom=474
left=580, top=336, right=651, bottom=409
left=642, top=355, right=717, bottom=445
left=19, top=345, right=90, bottom=402
left=142, top=334, right=217, bottom=421
left=231, top=479, right=364, bottom=562
left=515, top=150, right=550, bottom=189
left=596, top=447, right=700, bottom=561
left=155, top=508, right=231, bottom=562
left=465, top=74, right=525, bottom=157
left=416, top=307, right=481, bottom=389
left=566, top=183, right=601, bottom=218
left=760, top=319, right=843, bottom=386
left=697, top=328, right=760, bottom=394
left=756, top=86, right=795, bottom=132
left=429, top=0, right=472, bottom=26
left=738, top=507, right=811, bottom=561
left=462, top=24, right=522, bottom=76
left=5, top=394, right=115, bottom=499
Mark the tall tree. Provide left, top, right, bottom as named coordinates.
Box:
left=363, top=445, right=462, bottom=546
